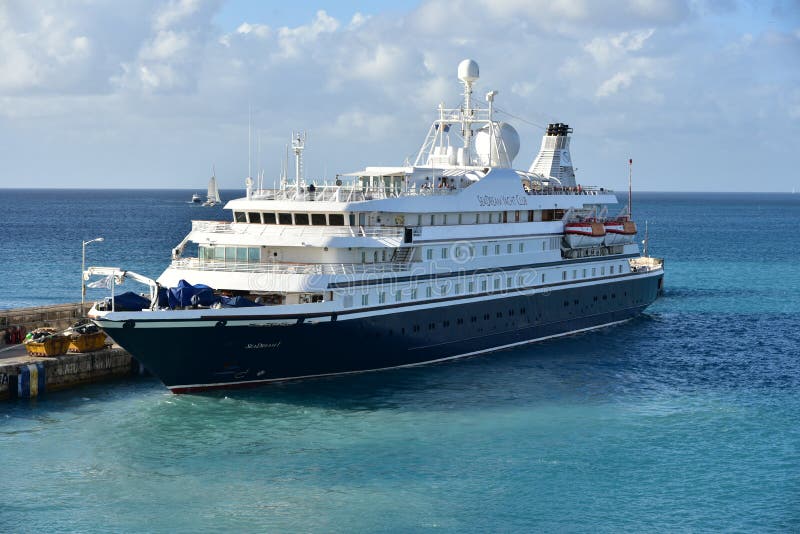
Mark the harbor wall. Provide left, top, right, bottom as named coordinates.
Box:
left=0, top=347, right=136, bottom=400
left=1, top=302, right=92, bottom=345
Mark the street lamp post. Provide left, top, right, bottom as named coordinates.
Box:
left=81, top=237, right=104, bottom=311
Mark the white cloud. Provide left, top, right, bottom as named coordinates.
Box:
left=0, top=0, right=797, bottom=192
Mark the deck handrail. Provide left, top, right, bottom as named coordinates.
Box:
left=170, top=258, right=413, bottom=275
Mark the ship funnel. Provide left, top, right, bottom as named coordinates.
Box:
left=528, top=123, right=576, bottom=187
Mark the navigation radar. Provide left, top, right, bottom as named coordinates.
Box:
left=458, top=59, right=479, bottom=83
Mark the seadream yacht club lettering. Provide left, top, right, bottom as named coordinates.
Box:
left=477, top=194, right=528, bottom=207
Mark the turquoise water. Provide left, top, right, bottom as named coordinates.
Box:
left=1, top=191, right=799, bottom=531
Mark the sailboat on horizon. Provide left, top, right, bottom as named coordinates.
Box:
left=202, top=166, right=222, bottom=207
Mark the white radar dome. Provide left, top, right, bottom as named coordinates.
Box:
left=474, top=122, right=521, bottom=167
left=458, top=59, right=480, bottom=83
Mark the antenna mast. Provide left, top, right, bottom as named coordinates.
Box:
left=628, top=158, right=633, bottom=219
left=292, top=131, right=306, bottom=195
left=246, top=107, right=253, bottom=198
left=457, top=60, right=480, bottom=166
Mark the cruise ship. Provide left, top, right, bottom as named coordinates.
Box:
left=87, top=60, right=664, bottom=393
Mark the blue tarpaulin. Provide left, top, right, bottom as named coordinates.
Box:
left=168, top=280, right=217, bottom=308
left=220, top=295, right=261, bottom=308
left=108, top=291, right=151, bottom=311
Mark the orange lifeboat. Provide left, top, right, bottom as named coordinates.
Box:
left=564, top=221, right=606, bottom=248
left=603, top=218, right=637, bottom=245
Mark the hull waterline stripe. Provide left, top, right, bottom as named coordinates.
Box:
left=167, top=318, right=633, bottom=392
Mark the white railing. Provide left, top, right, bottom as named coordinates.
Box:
left=190, top=220, right=408, bottom=238
left=191, top=220, right=235, bottom=233
left=170, top=258, right=414, bottom=275
left=250, top=184, right=463, bottom=202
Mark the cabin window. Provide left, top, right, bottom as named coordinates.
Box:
left=542, top=241, right=546, bottom=251
left=493, top=278, right=500, bottom=290
left=234, top=212, right=246, bottom=223
left=236, top=247, right=247, bottom=263
left=582, top=269, right=587, bottom=278
left=542, top=273, right=546, bottom=283
left=411, top=289, right=417, bottom=299
left=519, top=243, right=524, bottom=253
left=455, top=283, right=461, bottom=294
left=426, top=287, right=432, bottom=298
left=502, top=212, right=508, bottom=223
left=214, top=247, right=224, bottom=261
left=247, top=212, right=261, bottom=224
left=348, top=213, right=356, bottom=226
left=458, top=214, right=463, bottom=224
left=362, top=294, right=369, bottom=306
left=426, top=249, right=433, bottom=260
left=515, top=211, right=520, bottom=222
left=329, top=213, right=345, bottom=226
left=361, top=251, right=366, bottom=263
left=592, top=268, right=596, bottom=276
left=469, top=281, right=474, bottom=292
left=572, top=270, right=577, bottom=279
left=482, top=245, right=488, bottom=256
left=311, top=213, right=326, bottom=225
left=507, top=243, right=512, bottom=254
left=441, top=248, right=448, bottom=259
left=248, top=248, right=260, bottom=262
left=562, top=271, right=567, bottom=281
left=379, top=292, right=386, bottom=304
left=481, top=280, right=487, bottom=291
left=225, top=247, right=235, bottom=262
left=610, top=265, right=615, bottom=274
left=294, top=213, right=309, bottom=225
left=475, top=213, right=480, bottom=224
left=601, top=267, right=605, bottom=275
left=395, top=290, right=402, bottom=302
left=528, top=210, right=534, bottom=222
left=262, top=213, right=276, bottom=224
left=278, top=213, right=292, bottom=225
left=506, top=277, right=512, bottom=288
left=494, top=244, right=500, bottom=255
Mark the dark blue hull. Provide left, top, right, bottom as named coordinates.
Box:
left=101, top=273, right=663, bottom=393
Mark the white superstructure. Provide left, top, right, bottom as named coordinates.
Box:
left=157, top=60, right=648, bottom=308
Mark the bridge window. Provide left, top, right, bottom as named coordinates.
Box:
left=311, top=213, right=326, bottom=225
left=294, top=213, right=309, bottom=225
left=262, top=213, right=276, bottom=224
left=234, top=212, right=246, bottom=223
left=329, top=213, right=345, bottom=226
left=278, top=213, right=292, bottom=225
left=247, top=212, right=261, bottom=223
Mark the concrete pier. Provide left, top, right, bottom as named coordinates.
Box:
left=0, top=346, right=135, bottom=400
left=0, top=303, right=139, bottom=400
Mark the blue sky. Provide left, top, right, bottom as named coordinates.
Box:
left=0, top=0, right=798, bottom=192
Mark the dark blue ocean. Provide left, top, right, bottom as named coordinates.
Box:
left=1, top=189, right=799, bottom=532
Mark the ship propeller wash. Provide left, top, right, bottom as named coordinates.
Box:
left=86, top=60, right=664, bottom=393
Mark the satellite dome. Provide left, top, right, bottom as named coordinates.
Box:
left=474, top=122, right=520, bottom=167
left=458, top=59, right=479, bottom=83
